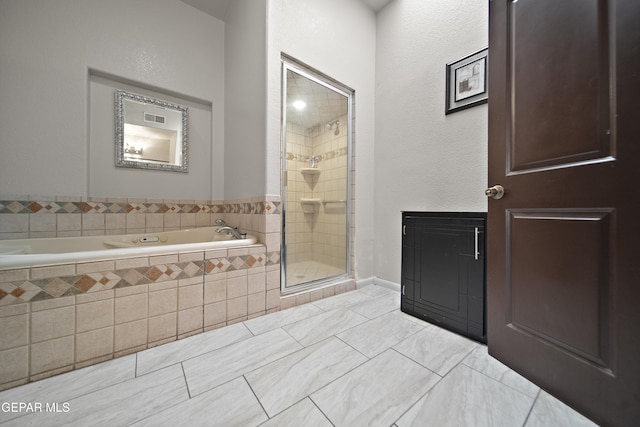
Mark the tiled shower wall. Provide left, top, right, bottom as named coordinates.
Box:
left=285, top=114, right=349, bottom=269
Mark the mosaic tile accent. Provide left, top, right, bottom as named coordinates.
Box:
left=0, top=249, right=279, bottom=305
left=0, top=200, right=283, bottom=215
left=286, top=146, right=348, bottom=164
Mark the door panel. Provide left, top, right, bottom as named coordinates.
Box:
left=509, top=0, right=612, bottom=173
left=488, top=0, right=640, bottom=425
left=507, top=209, right=612, bottom=367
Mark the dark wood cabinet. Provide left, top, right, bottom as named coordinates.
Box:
left=401, top=212, right=487, bottom=343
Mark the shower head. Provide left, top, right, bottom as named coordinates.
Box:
left=326, top=119, right=340, bottom=132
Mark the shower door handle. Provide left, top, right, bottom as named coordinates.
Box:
left=474, top=227, right=479, bottom=260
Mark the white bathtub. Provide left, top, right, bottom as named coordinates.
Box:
left=0, top=227, right=257, bottom=269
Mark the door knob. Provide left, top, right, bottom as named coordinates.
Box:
left=485, top=185, right=505, bottom=199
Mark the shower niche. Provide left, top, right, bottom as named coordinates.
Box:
left=281, top=57, right=353, bottom=291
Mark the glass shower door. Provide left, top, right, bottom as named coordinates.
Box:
left=281, top=59, right=352, bottom=291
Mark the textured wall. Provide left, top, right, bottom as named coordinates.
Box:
left=267, top=0, right=377, bottom=280
left=374, top=0, right=489, bottom=283
left=0, top=0, right=224, bottom=200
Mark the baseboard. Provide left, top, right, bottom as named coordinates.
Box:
left=356, top=276, right=400, bottom=292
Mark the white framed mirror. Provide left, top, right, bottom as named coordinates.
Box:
left=115, top=90, right=189, bottom=172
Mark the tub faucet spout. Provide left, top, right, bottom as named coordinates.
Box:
left=216, top=226, right=243, bottom=239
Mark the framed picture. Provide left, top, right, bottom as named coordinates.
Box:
left=445, top=47, right=488, bottom=114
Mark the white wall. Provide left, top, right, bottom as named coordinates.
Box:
left=267, top=0, right=377, bottom=280
left=374, top=0, right=489, bottom=283
left=224, top=0, right=268, bottom=200
left=0, top=0, right=225, bottom=200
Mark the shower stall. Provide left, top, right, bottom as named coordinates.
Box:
left=281, top=58, right=353, bottom=291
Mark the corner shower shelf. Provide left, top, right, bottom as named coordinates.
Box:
left=300, top=168, right=321, bottom=176
left=300, top=198, right=321, bottom=214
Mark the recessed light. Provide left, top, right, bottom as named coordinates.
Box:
left=293, top=100, right=306, bottom=110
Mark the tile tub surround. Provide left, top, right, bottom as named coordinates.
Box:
left=0, top=196, right=281, bottom=241
left=0, top=285, right=598, bottom=427
left=0, top=246, right=357, bottom=391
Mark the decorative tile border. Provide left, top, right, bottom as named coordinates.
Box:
left=0, top=250, right=278, bottom=306
left=0, top=199, right=281, bottom=215
left=286, top=146, right=348, bottom=163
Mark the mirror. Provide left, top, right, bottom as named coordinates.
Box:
left=115, top=90, right=188, bottom=172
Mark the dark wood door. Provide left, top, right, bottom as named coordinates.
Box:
left=487, top=1, right=640, bottom=426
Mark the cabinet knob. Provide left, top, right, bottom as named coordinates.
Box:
left=485, top=185, right=505, bottom=199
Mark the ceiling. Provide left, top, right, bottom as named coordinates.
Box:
left=286, top=70, right=348, bottom=130
left=180, top=0, right=393, bottom=22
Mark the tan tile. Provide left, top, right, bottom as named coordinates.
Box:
left=178, top=306, right=203, bottom=335
left=178, top=276, right=202, bottom=288
left=146, top=213, right=164, bottom=229
left=105, top=213, right=126, bottom=231
left=31, top=295, right=74, bottom=312
left=178, top=283, right=203, bottom=311
left=31, top=306, right=74, bottom=343
left=295, top=292, right=310, bottom=306
left=76, top=260, right=115, bottom=275
left=75, top=327, right=113, bottom=363
left=30, top=336, right=74, bottom=375
left=0, top=314, right=29, bottom=350
left=30, top=264, right=75, bottom=280
left=179, top=251, right=204, bottom=263
left=0, top=346, right=29, bottom=384
left=204, top=301, right=226, bottom=328
left=0, top=269, right=29, bottom=283
left=205, top=249, right=228, bottom=260
left=148, top=313, right=177, bottom=343
left=204, top=278, right=226, bottom=304
left=228, top=247, right=249, bottom=257
left=114, top=319, right=148, bottom=352
left=266, top=289, right=281, bottom=311
left=115, top=257, right=149, bottom=270
left=227, top=274, right=248, bottom=299
left=126, top=213, right=145, bottom=230
left=115, top=283, right=147, bottom=297
left=0, top=302, right=28, bottom=318
left=115, top=292, right=148, bottom=324
left=149, top=280, right=177, bottom=292
left=75, top=289, right=113, bottom=304
left=76, top=299, right=113, bottom=333
left=150, top=254, right=178, bottom=265
left=164, top=213, right=180, bottom=228
left=82, top=213, right=105, bottom=230
left=227, top=296, right=247, bottom=321
left=266, top=269, right=280, bottom=290
left=149, top=288, right=177, bottom=317
left=248, top=292, right=266, bottom=315
left=75, top=354, right=113, bottom=370
left=30, top=214, right=56, bottom=232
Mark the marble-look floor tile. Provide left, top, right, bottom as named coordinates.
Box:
left=311, top=349, right=440, bottom=427
left=243, top=303, right=324, bottom=336
left=337, top=311, right=424, bottom=358
left=394, top=325, right=478, bottom=375
left=182, top=328, right=303, bottom=396
left=131, top=376, right=267, bottom=427
left=0, top=354, right=136, bottom=423
left=357, top=284, right=394, bottom=297
left=260, top=398, right=332, bottom=427
left=462, top=345, right=540, bottom=398
left=347, top=291, right=400, bottom=319
left=397, top=364, right=534, bottom=427
left=310, top=289, right=374, bottom=311
left=283, top=308, right=368, bottom=346
left=246, top=337, right=367, bottom=417
left=136, top=322, right=252, bottom=376
left=3, top=364, right=188, bottom=427
left=525, top=390, right=598, bottom=427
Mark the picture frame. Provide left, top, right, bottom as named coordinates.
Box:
left=445, top=47, right=488, bottom=115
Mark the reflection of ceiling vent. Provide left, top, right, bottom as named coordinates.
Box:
left=144, top=113, right=166, bottom=124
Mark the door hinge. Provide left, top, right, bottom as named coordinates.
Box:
left=403, top=225, right=406, bottom=236
left=402, top=285, right=405, bottom=296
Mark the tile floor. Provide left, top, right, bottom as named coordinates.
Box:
left=0, top=285, right=598, bottom=426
